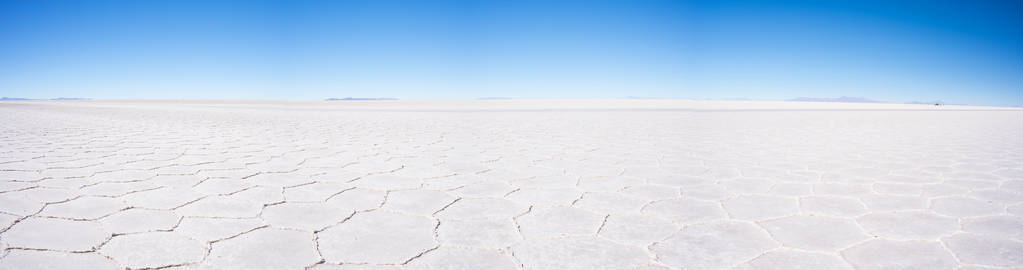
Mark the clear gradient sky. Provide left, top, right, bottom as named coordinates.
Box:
left=2, top=0, right=1022, bottom=106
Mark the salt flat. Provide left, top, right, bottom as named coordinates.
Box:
left=1, top=99, right=1022, bottom=270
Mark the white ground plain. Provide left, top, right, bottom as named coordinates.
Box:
left=1, top=99, right=1022, bottom=270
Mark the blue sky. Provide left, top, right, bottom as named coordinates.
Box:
left=1, top=0, right=1022, bottom=105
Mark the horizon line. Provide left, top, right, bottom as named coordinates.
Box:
left=3, top=97, right=1020, bottom=108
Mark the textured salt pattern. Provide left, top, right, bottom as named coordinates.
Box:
left=0, top=100, right=1021, bottom=269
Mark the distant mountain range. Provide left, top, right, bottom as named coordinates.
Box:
left=906, top=100, right=947, bottom=105
left=1, top=97, right=92, bottom=101
left=786, top=96, right=962, bottom=105
left=787, top=96, right=880, bottom=103
left=324, top=97, right=398, bottom=101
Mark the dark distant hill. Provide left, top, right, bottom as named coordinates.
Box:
left=787, top=96, right=880, bottom=103
left=325, top=97, right=398, bottom=101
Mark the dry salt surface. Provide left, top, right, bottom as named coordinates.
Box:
left=1, top=99, right=1022, bottom=270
